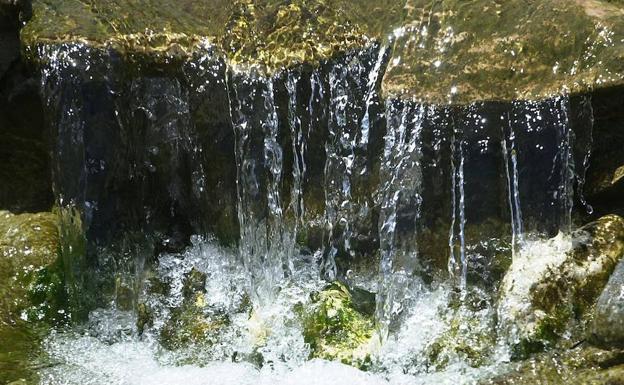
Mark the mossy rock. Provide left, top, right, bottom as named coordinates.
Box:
left=482, top=345, right=624, bottom=385
left=0, top=210, right=68, bottom=325
left=157, top=267, right=228, bottom=350
left=383, top=0, right=624, bottom=103
left=0, top=210, right=67, bottom=384
left=301, top=282, right=376, bottom=369
left=423, top=288, right=496, bottom=371
left=159, top=294, right=230, bottom=350
left=498, top=215, right=624, bottom=360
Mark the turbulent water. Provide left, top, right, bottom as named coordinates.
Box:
left=30, top=35, right=596, bottom=384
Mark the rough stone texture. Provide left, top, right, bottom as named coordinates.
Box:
left=498, top=215, right=624, bottom=359
left=383, top=0, right=624, bottom=103
left=482, top=346, right=624, bottom=385
left=302, top=282, right=376, bottom=368
left=591, top=259, right=624, bottom=349
left=0, top=210, right=66, bottom=324
left=20, top=1, right=624, bottom=102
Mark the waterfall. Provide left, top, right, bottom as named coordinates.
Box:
left=501, top=112, right=524, bottom=258
left=228, top=72, right=292, bottom=305
left=376, top=100, right=424, bottom=334
left=286, top=71, right=305, bottom=257
left=447, top=112, right=467, bottom=288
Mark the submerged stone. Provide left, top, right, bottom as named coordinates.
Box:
left=498, top=215, right=624, bottom=359
left=301, top=282, right=376, bottom=368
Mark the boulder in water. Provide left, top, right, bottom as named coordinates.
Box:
left=301, top=282, right=377, bottom=368
left=0, top=210, right=67, bottom=325
left=498, top=214, right=624, bottom=359
left=591, top=258, right=624, bottom=349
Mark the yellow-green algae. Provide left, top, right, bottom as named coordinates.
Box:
left=301, top=282, right=376, bottom=369
left=0, top=211, right=65, bottom=384
left=21, top=0, right=624, bottom=102
left=383, top=0, right=624, bottom=103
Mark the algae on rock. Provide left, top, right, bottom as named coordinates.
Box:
left=498, top=215, right=624, bottom=359
left=301, top=282, right=377, bottom=368
left=0, top=210, right=67, bottom=325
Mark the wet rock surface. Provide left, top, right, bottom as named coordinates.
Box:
left=482, top=346, right=624, bottom=385
left=20, top=0, right=624, bottom=101
left=0, top=210, right=66, bottom=384
left=498, top=215, right=624, bottom=359
left=302, top=282, right=376, bottom=368
left=591, top=258, right=624, bottom=349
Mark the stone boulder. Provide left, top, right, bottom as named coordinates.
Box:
left=591, top=258, right=624, bottom=348
left=301, top=282, right=377, bottom=368
left=498, top=215, right=624, bottom=359
left=0, top=210, right=67, bottom=324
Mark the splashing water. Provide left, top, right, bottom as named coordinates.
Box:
left=31, top=31, right=599, bottom=385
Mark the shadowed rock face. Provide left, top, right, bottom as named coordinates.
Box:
left=20, top=0, right=624, bottom=102
left=0, top=0, right=53, bottom=213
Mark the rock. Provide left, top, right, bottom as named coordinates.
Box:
left=591, top=258, right=624, bottom=348
left=0, top=210, right=67, bottom=325
left=182, top=267, right=207, bottom=301
left=383, top=0, right=624, bottom=103
left=21, top=1, right=624, bottom=102
left=481, top=345, right=624, bottom=385
left=159, top=297, right=230, bottom=350
left=498, top=215, right=624, bottom=359
left=301, top=282, right=377, bottom=368
left=422, top=288, right=496, bottom=371
left=158, top=268, right=227, bottom=350
left=0, top=209, right=66, bottom=384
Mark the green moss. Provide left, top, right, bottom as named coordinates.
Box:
left=0, top=211, right=69, bottom=384
left=0, top=210, right=69, bottom=325
left=302, top=282, right=376, bottom=369
left=159, top=293, right=230, bottom=350
left=426, top=290, right=496, bottom=370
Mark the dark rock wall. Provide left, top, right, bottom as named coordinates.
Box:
left=0, top=0, right=52, bottom=213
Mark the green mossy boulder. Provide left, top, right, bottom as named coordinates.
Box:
left=0, top=210, right=67, bottom=384
left=301, top=282, right=376, bottom=369
left=0, top=210, right=67, bottom=325
left=158, top=268, right=229, bottom=350
left=498, top=215, right=624, bottom=360
left=424, top=289, right=496, bottom=370
left=159, top=295, right=230, bottom=350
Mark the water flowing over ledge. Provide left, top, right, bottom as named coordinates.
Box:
left=2, top=1, right=624, bottom=384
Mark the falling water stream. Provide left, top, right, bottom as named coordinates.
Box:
left=26, top=30, right=598, bottom=384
